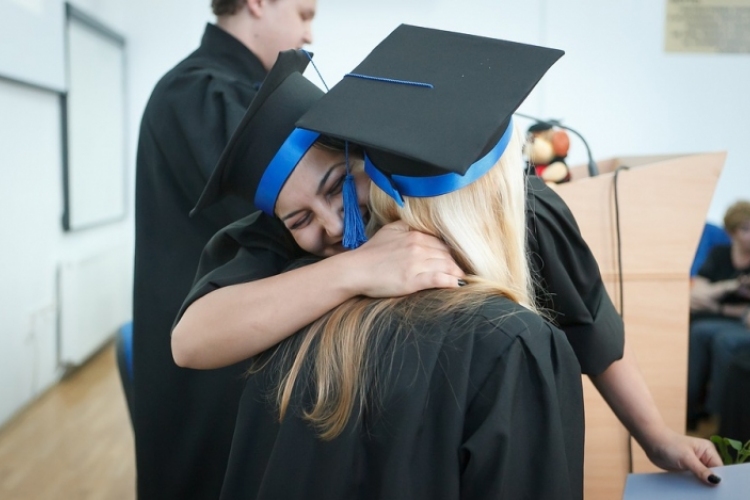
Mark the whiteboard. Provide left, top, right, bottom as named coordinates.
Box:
left=0, top=0, right=66, bottom=92
left=63, top=4, right=127, bottom=231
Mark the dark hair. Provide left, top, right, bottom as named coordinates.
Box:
left=212, top=0, right=246, bottom=16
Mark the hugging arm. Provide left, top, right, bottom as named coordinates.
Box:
left=690, top=275, right=741, bottom=313
left=172, top=220, right=464, bottom=369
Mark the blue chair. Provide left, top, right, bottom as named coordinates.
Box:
left=690, top=223, right=730, bottom=277
left=115, top=320, right=134, bottom=422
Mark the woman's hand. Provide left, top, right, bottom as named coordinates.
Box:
left=641, top=428, right=723, bottom=485
left=690, top=276, right=739, bottom=312
left=590, top=347, right=723, bottom=487
left=340, top=221, right=465, bottom=298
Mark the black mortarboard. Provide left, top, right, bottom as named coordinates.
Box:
left=192, top=49, right=324, bottom=216
left=296, top=24, right=564, bottom=205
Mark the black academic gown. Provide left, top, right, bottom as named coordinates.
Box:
left=132, top=24, right=287, bottom=500
left=220, top=295, right=584, bottom=500
left=525, top=177, right=624, bottom=374
left=177, top=176, right=624, bottom=377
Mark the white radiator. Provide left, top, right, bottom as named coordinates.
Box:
left=58, top=245, right=132, bottom=367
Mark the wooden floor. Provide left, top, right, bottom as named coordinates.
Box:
left=0, top=340, right=718, bottom=500
left=0, top=343, right=135, bottom=500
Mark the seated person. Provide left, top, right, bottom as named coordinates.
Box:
left=219, top=26, right=584, bottom=499
left=688, top=200, right=750, bottom=428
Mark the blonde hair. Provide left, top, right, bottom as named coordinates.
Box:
left=268, top=126, right=535, bottom=439
left=368, top=126, right=534, bottom=308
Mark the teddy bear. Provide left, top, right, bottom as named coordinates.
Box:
left=523, top=122, right=571, bottom=184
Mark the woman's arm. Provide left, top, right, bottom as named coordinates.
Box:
left=690, top=275, right=740, bottom=313
left=172, top=221, right=464, bottom=369
left=719, top=302, right=750, bottom=319
left=528, top=179, right=722, bottom=483
left=590, top=345, right=723, bottom=486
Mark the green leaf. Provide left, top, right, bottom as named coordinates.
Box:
left=711, top=435, right=735, bottom=465
left=737, top=440, right=750, bottom=464
left=727, top=438, right=743, bottom=451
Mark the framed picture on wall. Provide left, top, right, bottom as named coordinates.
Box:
left=62, top=3, right=127, bottom=231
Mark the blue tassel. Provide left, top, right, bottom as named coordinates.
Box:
left=342, top=174, right=367, bottom=249
left=342, top=142, right=367, bottom=249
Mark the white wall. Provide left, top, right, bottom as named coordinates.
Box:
left=307, top=0, right=545, bottom=109
left=1, top=0, right=746, bottom=428
left=0, top=81, right=62, bottom=424
left=536, top=0, right=749, bottom=223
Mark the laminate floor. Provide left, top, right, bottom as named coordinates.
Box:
left=0, top=343, right=135, bottom=500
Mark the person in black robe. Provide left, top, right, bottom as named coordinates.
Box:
left=210, top=28, right=584, bottom=497
left=173, top=25, right=722, bottom=489
left=132, top=1, right=315, bottom=498
left=222, top=290, right=584, bottom=500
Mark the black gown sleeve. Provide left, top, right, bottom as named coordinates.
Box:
left=173, top=211, right=302, bottom=327
left=526, top=176, right=624, bottom=375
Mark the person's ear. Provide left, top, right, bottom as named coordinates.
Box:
left=246, top=0, right=265, bottom=18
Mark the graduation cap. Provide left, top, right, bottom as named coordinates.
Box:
left=296, top=24, right=564, bottom=206
left=191, top=49, right=324, bottom=216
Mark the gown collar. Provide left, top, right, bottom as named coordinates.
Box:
left=197, top=23, right=267, bottom=83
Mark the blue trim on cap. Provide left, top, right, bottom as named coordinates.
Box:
left=364, top=118, right=514, bottom=205
left=254, top=128, right=320, bottom=214
left=365, top=162, right=406, bottom=207
left=344, top=73, right=434, bottom=89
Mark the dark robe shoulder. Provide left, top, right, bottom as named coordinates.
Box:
left=138, top=24, right=266, bottom=221
left=220, top=294, right=584, bottom=500
left=526, top=176, right=624, bottom=375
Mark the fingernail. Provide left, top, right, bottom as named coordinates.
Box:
left=708, top=474, right=721, bottom=484
left=457, top=279, right=467, bottom=287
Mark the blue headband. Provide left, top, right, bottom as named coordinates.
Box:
left=254, top=128, right=320, bottom=215
left=364, top=118, right=514, bottom=207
